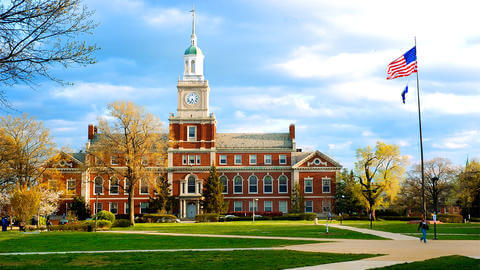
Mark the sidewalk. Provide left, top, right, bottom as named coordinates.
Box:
left=328, top=224, right=417, bottom=240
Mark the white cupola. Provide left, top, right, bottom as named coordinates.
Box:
left=183, top=8, right=204, bottom=81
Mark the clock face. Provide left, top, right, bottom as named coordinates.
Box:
left=185, top=92, right=199, bottom=105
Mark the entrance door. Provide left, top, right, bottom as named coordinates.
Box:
left=186, top=203, right=197, bottom=219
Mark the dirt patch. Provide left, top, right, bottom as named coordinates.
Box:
left=67, top=255, right=111, bottom=267
left=0, top=259, right=46, bottom=267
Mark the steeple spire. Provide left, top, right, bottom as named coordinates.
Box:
left=190, top=6, right=197, bottom=46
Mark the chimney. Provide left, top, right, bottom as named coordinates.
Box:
left=88, top=124, right=96, bottom=140
left=289, top=123, right=295, bottom=139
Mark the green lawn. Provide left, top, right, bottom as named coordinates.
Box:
left=115, top=220, right=385, bottom=239
left=0, top=250, right=377, bottom=269
left=337, top=220, right=480, bottom=240
left=0, top=232, right=317, bottom=253
left=374, top=255, right=480, bottom=269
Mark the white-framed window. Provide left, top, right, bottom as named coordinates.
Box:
left=322, top=200, right=331, bottom=213
left=234, top=175, right=243, bottom=194
left=196, top=155, right=201, bottom=165
left=124, top=202, right=130, bottom=214
left=279, top=154, right=287, bottom=165
left=188, top=176, right=196, bottom=194
left=234, top=154, right=242, bottom=165
left=264, top=155, right=272, bottom=165
left=263, top=175, right=273, bottom=193
left=279, top=201, right=288, bottom=214
left=66, top=179, right=76, bottom=195
left=322, top=178, right=331, bottom=193
left=110, top=202, right=118, bottom=214
left=248, top=175, right=258, bottom=194
left=219, top=155, right=227, bottom=165
left=182, top=155, right=187, bottom=165
left=264, top=201, right=273, bottom=212
left=249, top=155, right=257, bottom=165
left=220, top=175, right=228, bottom=194
left=95, top=202, right=102, bottom=214
left=278, top=175, right=288, bottom=193
left=140, top=202, right=149, bottom=214
left=94, top=176, right=103, bottom=195
left=140, top=179, right=149, bottom=194
left=110, top=155, right=119, bottom=165
left=187, top=126, right=196, bottom=141
left=188, top=155, right=195, bottom=165
left=234, top=201, right=242, bottom=211
left=304, top=178, right=313, bottom=193
left=249, top=200, right=258, bottom=212
left=109, top=177, right=119, bottom=195
left=124, top=178, right=130, bottom=195
left=305, top=200, right=313, bottom=213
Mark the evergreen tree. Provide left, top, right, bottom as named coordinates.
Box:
left=335, top=169, right=363, bottom=215
left=149, top=174, right=173, bottom=214
left=290, top=183, right=305, bottom=213
left=69, top=196, right=91, bottom=220
left=202, top=165, right=225, bottom=214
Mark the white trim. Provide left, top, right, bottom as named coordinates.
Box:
left=187, top=126, right=197, bottom=141
left=248, top=175, right=258, bottom=194
left=263, top=175, right=273, bottom=194
left=196, top=155, right=201, bottom=165
left=219, top=155, right=227, bottom=165
left=109, top=177, right=119, bottom=195
left=322, top=177, right=331, bottom=194
left=303, top=195, right=335, bottom=199
left=233, top=175, right=243, bottom=194
left=182, top=155, right=187, bottom=165
left=94, top=176, right=104, bottom=195
left=279, top=200, right=288, bottom=214
left=233, top=201, right=243, bottom=211
left=264, top=154, right=272, bottom=165
left=249, top=200, right=258, bottom=212
left=139, top=179, right=149, bottom=195
left=264, top=200, right=273, bottom=212
left=224, top=196, right=290, bottom=199
left=279, top=154, right=287, bottom=165
left=249, top=154, right=257, bottom=165
left=305, top=200, right=313, bottom=213
left=304, top=177, right=313, bottom=193
left=188, top=155, right=196, bottom=165
left=234, top=154, right=242, bottom=165
left=140, top=202, right=149, bottom=214
left=220, top=175, right=228, bottom=194
left=109, top=202, right=118, bottom=214
left=278, top=175, right=288, bottom=194
left=66, top=178, right=76, bottom=195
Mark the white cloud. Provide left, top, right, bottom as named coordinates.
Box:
left=328, top=141, right=352, bottom=150
left=432, top=130, right=480, bottom=150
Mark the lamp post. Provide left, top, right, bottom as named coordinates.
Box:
left=432, top=176, right=439, bottom=240
left=252, top=198, right=258, bottom=223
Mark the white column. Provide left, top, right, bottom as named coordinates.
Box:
left=196, top=200, right=200, bottom=214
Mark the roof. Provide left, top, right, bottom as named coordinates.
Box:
left=292, top=151, right=312, bottom=165
left=184, top=45, right=202, bottom=55
left=216, top=133, right=293, bottom=150
left=70, top=152, right=86, bottom=163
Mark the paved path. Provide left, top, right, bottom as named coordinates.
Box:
left=328, top=224, right=417, bottom=240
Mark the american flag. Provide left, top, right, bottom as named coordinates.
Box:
left=387, top=46, right=417, bottom=80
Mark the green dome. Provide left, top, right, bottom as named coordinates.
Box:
left=184, top=45, right=202, bottom=55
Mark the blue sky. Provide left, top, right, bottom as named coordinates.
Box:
left=3, top=0, right=480, bottom=169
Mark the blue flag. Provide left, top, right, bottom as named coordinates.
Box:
left=402, top=84, right=408, bottom=104
left=401, top=85, right=408, bottom=104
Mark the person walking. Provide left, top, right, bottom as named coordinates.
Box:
left=418, top=217, right=429, bottom=243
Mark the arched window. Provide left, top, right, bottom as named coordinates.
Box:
left=191, top=60, right=195, bottom=73
left=248, top=175, right=258, bottom=194
left=188, top=176, right=196, bottom=193
left=278, top=175, right=288, bottom=193
left=220, top=175, right=228, bottom=194
left=234, top=176, right=243, bottom=194
left=94, top=176, right=103, bottom=195
left=110, top=177, right=119, bottom=194
left=263, top=175, right=273, bottom=193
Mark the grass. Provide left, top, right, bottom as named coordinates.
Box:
left=0, top=231, right=318, bottom=253
left=337, top=220, right=480, bottom=240
left=373, top=255, right=480, bottom=269
left=114, top=220, right=385, bottom=239
left=0, top=250, right=378, bottom=269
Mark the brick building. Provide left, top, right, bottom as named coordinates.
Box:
left=49, top=13, right=342, bottom=219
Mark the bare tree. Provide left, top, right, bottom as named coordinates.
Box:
left=88, top=101, right=167, bottom=225
left=0, top=0, right=98, bottom=106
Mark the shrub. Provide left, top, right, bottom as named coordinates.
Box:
left=470, top=217, right=480, bottom=222
left=82, top=220, right=112, bottom=230
left=225, top=211, right=283, bottom=217
left=94, top=210, right=115, bottom=223
left=437, top=214, right=463, bottom=223
left=113, top=219, right=132, bottom=227
left=48, top=222, right=86, bottom=231
left=195, top=213, right=219, bottom=222
left=142, top=214, right=177, bottom=223
left=379, top=216, right=422, bottom=221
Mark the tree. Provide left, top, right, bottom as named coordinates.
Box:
left=148, top=174, right=172, bottom=214
left=455, top=160, right=480, bottom=218
left=38, top=188, right=63, bottom=217
left=10, top=184, right=41, bottom=223
left=290, top=182, right=305, bottom=213
left=202, top=165, right=226, bottom=214
left=395, top=158, right=457, bottom=215
left=88, top=101, right=167, bottom=225
left=335, top=169, right=363, bottom=215
left=354, top=141, right=407, bottom=224
left=0, top=189, right=10, bottom=215
left=0, top=0, right=98, bottom=107
left=0, top=114, right=58, bottom=187
left=69, top=196, right=90, bottom=220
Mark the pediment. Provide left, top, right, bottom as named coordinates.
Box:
left=293, top=150, right=341, bottom=169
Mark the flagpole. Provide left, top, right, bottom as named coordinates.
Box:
left=414, top=37, right=427, bottom=218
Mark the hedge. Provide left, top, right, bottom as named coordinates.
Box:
left=437, top=214, right=463, bottom=223
left=378, top=216, right=422, bottom=221
left=142, top=214, right=177, bottom=223
left=113, top=219, right=132, bottom=227
left=46, top=220, right=111, bottom=231
left=195, top=213, right=219, bottom=222
left=94, top=210, right=116, bottom=223
left=223, top=213, right=317, bottom=221
left=225, top=211, right=283, bottom=217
